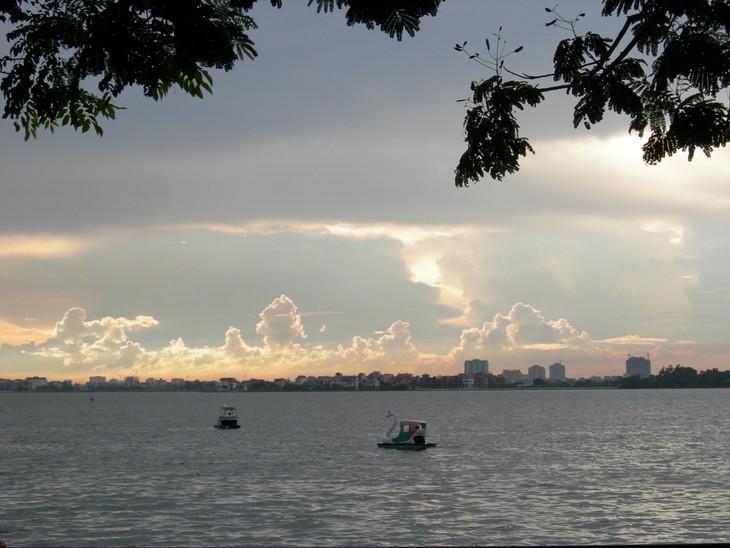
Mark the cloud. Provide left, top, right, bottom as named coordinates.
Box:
left=0, top=234, right=93, bottom=258
left=4, top=294, right=719, bottom=384
left=256, top=295, right=308, bottom=350
left=336, top=320, right=418, bottom=366
left=452, top=303, right=590, bottom=356
left=0, top=204, right=723, bottom=381
left=597, top=335, right=670, bottom=346
left=2, top=2, right=729, bottom=387
left=49, top=307, right=158, bottom=344
left=0, top=318, right=50, bottom=345
left=31, top=307, right=159, bottom=366
left=8, top=296, right=422, bottom=380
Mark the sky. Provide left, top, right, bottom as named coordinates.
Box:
left=2, top=1, right=729, bottom=384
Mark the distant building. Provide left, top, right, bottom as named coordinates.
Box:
left=273, top=378, right=289, bottom=388
left=464, top=359, right=489, bottom=375
left=146, top=377, right=165, bottom=389
left=332, top=374, right=358, bottom=389
left=124, top=376, right=139, bottom=387
left=626, top=355, right=651, bottom=378
left=362, top=376, right=380, bottom=390
left=25, top=376, right=48, bottom=389
left=549, top=362, right=565, bottom=381
left=528, top=365, right=546, bottom=383
left=218, top=377, right=238, bottom=391
left=501, top=369, right=527, bottom=384
left=88, top=376, right=106, bottom=387
left=461, top=376, right=475, bottom=389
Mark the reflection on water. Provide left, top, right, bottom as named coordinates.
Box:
left=1, top=389, right=729, bottom=546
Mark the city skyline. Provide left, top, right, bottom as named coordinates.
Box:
left=4, top=361, right=637, bottom=390
left=2, top=1, right=730, bottom=384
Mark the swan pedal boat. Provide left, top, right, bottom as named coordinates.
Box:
left=214, top=405, right=241, bottom=429
left=378, top=412, right=436, bottom=450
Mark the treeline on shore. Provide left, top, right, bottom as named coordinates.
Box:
left=615, top=365, right=730, bottom=389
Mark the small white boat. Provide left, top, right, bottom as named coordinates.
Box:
left=214, top=405, right=241, bottom=429
left=377, top=411, right=436, bottom=450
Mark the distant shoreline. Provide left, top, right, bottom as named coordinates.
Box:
left=4, top=364, right=728, bottom=392
left=2, top=385, right=727, bottom=394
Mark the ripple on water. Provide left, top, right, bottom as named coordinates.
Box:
left=2, top=390, right=730, bottom=546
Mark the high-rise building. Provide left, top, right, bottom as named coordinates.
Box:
left=549, top=362, right=565, bottom=381
left=626, top=355, right=651, bottom=378
left=464, top=359, right=489, bottom=375
left=528, top=364, right=546, bottom=382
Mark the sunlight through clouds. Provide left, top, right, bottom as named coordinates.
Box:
left=0, top=318, right=50, bottom=346
left=0, top=234, right=93, bottom=258
left=3, top=294, right=717, bottom=383
left=2, top=2, right=730, bottom=383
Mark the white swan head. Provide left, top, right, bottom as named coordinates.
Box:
left=383, top=410, right=398, bottom=441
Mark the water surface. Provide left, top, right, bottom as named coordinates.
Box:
left=1, top=389, right=728, bottom=546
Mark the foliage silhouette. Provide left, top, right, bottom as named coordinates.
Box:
left=454, top=1, right=730, bottom=184
left=2, top=1, right=728, bottom=186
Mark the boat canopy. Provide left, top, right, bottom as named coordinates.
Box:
left=390, top=420, right=427, bottom=443
left=400, top=419, right=426, bottom=427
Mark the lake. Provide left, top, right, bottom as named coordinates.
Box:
left=1, top=389, right=729, bottom=546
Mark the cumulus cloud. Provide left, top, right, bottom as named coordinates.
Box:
left=336, top=320, right=418, bottom=365
left=49, top=307, right=158, bottom=343
left=453, top=303, right=591, bottom=357
left=32, top=308, right=159, bottom=366
left=15, top=297, right=424, bottom=378
left=256, top=295, right=307, bottom=350
left=1, top=296, right=718, bottom=382
left=223, top=327, right=260, bottom=359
